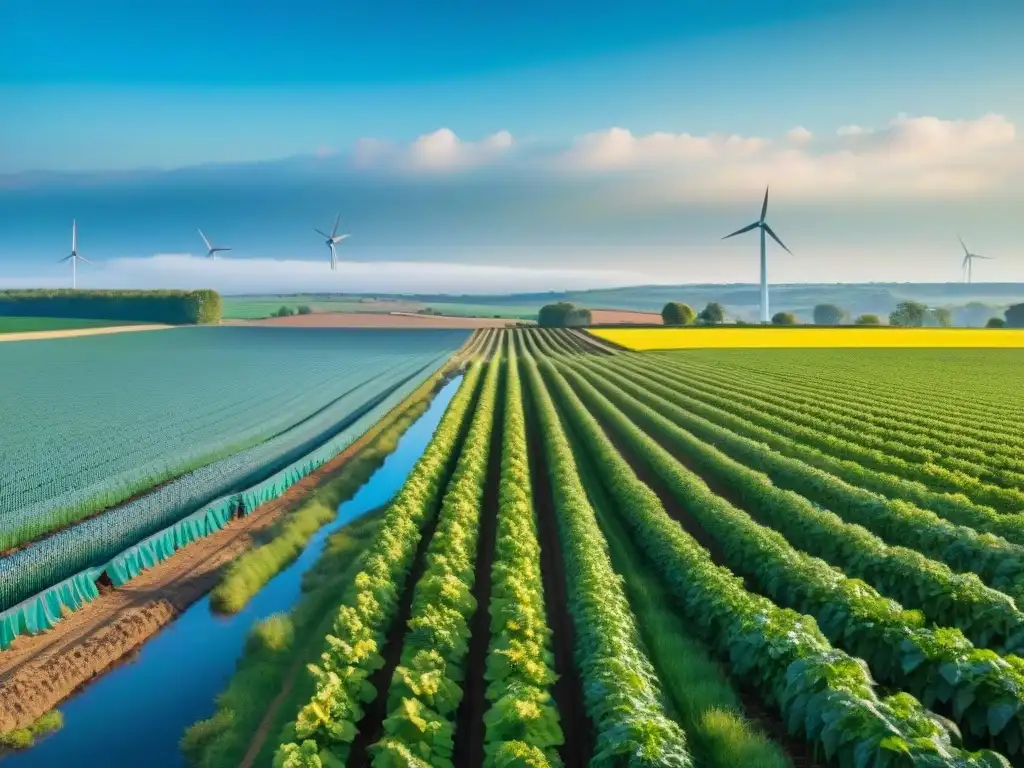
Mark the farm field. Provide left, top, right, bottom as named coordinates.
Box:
left=0, top=317, right=144, bottom=334
left=177, top=327, right=1021, bottom=768
left=236, top=312, right=524, bottom=329
left=0, top=327, right=467, bottom=639
left=221, top=296, right=539, bottom=321
left=594, top=325, right=1024, bottom=349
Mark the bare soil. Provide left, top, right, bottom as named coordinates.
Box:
left=589, top=309, right=663, bottom=325
left=0, top=324, right=172, bottom=343
left=228, top=312, right=527, bottom=329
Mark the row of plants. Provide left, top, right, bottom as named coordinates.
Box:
left=518, top=337, right=692, bottom=766
left=640, top=355, right=1024, bottom=509
left=525, top=341, right=1010, bottom=766
left=668, top=355, right=1024, bottom=481
left=604, top=353, right=1024, bottom=552
left=597, top=355, right=1024, bottom=606
left=369, top=349, right=504, bottom=766
left=272, top=358, right=487, bottom=766
left=572, top=356, right=1024, bottom=642
left=480, top=340, right=563, bottom=765
left=544, top=357, right=1024, bottom=759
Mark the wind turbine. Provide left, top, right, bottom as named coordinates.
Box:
left=58, top=219, right=92, bottom=289
left=198, top=228, right=232, bottom=259
left=722, top=186, right=791, bottom=324
left=958, top=236, right=992, bottom=284
left=314, top=214, right=350, bottom=271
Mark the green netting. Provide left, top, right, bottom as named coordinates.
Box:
left=0, top=567, right=106, bottom=650
left=0, top=355, right=447, bottom=650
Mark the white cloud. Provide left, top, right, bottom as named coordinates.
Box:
left=786, top=126, right=813, bottom=145
left=1, top=254, right=657, bottom=294
left=353, top=128, right=516, bottom=172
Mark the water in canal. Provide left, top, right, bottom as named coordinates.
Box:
left=5, top=376, right=461, bottom=766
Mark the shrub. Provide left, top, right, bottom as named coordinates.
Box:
left=812, top=304, right=845, bottom=325
left=771, top=312, right=796, bottom=326
left=987, top=317, right=1007, bottom=328
left=661, top=302, right=696, bottom=326
left=296, top=305, right=312, bottom=315
left=538, top=302, right=591, bottom=327
left=854, top=314, right=881, bottom=325
left=696, top=302, right=725, bottom=325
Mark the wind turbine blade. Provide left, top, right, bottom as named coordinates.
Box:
left=331, top=213, right=340, bottom=238
left=763, top=223, right=792, bottom=254
left=760, top=186, right=769, bottom=223
left=72, top=219, right=77, bottom=252
left=58, top=255, right=72, bottom=263
left=973, top=254, right=993, bottom=260
left=335, top=234, right=351, bottom=242
left=198, top=228, right=213, bottom=251
left=958, top=235, right=969, bottom=255
left=77, top=256, right=93, bottom=265
left=962, top=255, right=970, bottom=269
left=219, top=247, right=233, bottom=252
left=722, top=222, right=760, bottom=240
left=314, top=228, right=330, bottom=238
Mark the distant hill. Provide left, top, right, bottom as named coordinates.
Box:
left=226, top=283, right=1024, bottom=326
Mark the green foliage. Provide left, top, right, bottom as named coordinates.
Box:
left=273, top=360, right=487, bottom=766
left=696, top=302, right=726, bottom=325
left=530, top=347, right=1009, bottom=766
left=987, top=318, right=1007, bottom=328
left=553, top=357, right=1024, bottom=759
left=298, top=305, right=313, bottom=315
left=661, top=302, right=696, bottom=326
left=482, top=337, right=562, bottom=766
left=275, top=306, right=299, bottom=317
left=0, top=289, right=221, bottom=324
left=771, top=312, right=796, bottom=326
left=369, top=350, right=504, bottom=766
left=1005, top=304, right=1024, bottom=328
left=890, top=300, right=929, bottom=327
left=0, top=710, right=64, bottom=751
left=854, top=313, right=881, bottom=325
left=812, top=303, right=845, bottom=325
left=537, top=302, right=591, bottom=327
left=519, top=333, right=693, bottom=767
left=929, top=307, right=954, bottom=327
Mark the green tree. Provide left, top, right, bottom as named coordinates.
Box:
left=296, top=305, right=312, bottom=315
left=986, top=317, right=1007, bottom=328
left=661, top=302, right=696, bottom=326
left=812, top=304, right=845, bottom=325
left=1006, top=303, right=1024, bottom=328
left=854, top=314, right=881, bottom=326
left=538, top=302, right=592, bottom=327
left=889, top=300, right=929, bottom=327
left=771, top=312, right=797, bottom=326
left=929, top=307, right=954, bottom=327
left=963, top=302, right=993, bottom=327
left=697, top=302, right=726, bottom=325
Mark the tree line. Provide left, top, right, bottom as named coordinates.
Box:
left=0, top=289, right=222, bottom=325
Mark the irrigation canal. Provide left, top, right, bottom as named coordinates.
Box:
left=6, top=376, right=462, bottom=766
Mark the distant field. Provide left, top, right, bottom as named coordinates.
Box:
left=594, top=326, right=1024, bottom=349
left=0, top=317, right=141, bottom=334
left=222, top=297, right=539, bottom=320
left=240, top=312, right=525, bottom=328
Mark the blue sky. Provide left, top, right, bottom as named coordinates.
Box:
left=1, top=0, right=1022, bottom=290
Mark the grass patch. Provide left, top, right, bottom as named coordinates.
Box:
left=574, top=436, right=791, bottom=768
left=0, top=710, right=64, bottom=751
left=208, top=372, right=442, bottom=614
left=181, top=511, right=383, bottom=767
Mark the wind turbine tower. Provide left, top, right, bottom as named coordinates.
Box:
left=58, top=219, right=92, bottom=289
left=315, top=214, right=351, bottom=272
left=959, top=236, right=992, bottom=284
left=722, top=186, right=791, bottom=324
left=198, top=229, right=232, bottom=259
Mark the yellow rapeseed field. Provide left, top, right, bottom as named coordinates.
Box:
left=591, top=327, right=1024, bottom=350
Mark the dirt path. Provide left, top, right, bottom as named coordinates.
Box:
left=0, top=324, right=173, bottom=343
left=0, top=409, right=415, bottom=733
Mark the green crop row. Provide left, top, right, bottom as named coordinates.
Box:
left=518, top=336, right=692, bottom=767
left=370, top=348, right=503, bottom=767
left=272, top=359, right=486, bottom=767
left=528, top=341, right=1009, bottom=767
left=546, top=358, right=1024, bottom=759
left=666, top=354, right=1024, bottom=479
left=638, top=355, right=1024, bottom=510
left=601, top=353, right=1024, bottom=600
left=480, top=339, right=563, bottom=766
left=603, top=353, right=1024, bottom=556
left=567, top=356, right=1024, bottom=649
left=528, top=348, right=1011, bottom=767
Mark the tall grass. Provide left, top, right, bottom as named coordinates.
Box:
left=0, top=710, right=64, bottom=751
